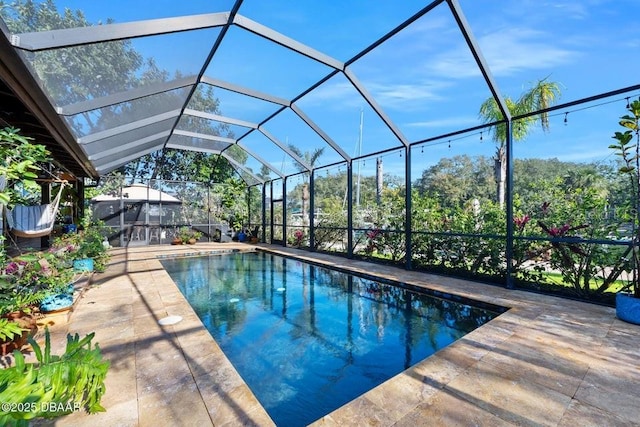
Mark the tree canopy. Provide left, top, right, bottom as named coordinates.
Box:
left=2, top=0, right=247, bottom=185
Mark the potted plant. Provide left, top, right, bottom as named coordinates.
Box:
left=249, top=225, right=260, bottom=244
left=227, top=213, right=245, bottom=238
left=0, top=128, right=109, bottom=421
left=0, top=249, right=72, bottom=354
left=610, top=99, right=640, bottom=324
left=178, top=226, right=202, bottom=244
left=53, top=218, right=111, bottom=273
left=0, top=290, right=39, bottom=356
left=37, top=251, right=75, bottom=313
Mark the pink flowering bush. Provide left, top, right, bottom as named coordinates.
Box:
left=511, top=199, right=629, bottom=297
left=364, top=228, right=382, bottom=255
left=293, top=229, right=305, bottom=247
left=0, top=244, right=74, bottom=315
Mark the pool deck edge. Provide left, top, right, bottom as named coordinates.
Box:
left=31, top=243, right=640, bottom=427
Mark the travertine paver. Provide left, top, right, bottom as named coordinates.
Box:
left=26, top=243, right=640, bottom=426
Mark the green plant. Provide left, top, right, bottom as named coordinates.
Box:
left=0, top=251, right=69, bottom=315
left=0, top=248, right=75, bottom=349
left=609, top=99, right=640, bottom=298
left=18, top=252, right=73, bottom=293
left=0, top=317, right=26, bottom=341
left=178, top=226, right=202, bottom=244
left=52, top=219, right=111, bottom=272
left=0, top=127, right=51, bottom=205
left=0, top=329, right=109, bottom=426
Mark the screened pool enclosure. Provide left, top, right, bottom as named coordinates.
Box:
left=1, top=0, right=639, bottom=305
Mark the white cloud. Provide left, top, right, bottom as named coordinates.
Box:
left=299, top=77, right=452, bottom=114
left=543, top=0, right=610, bottom=20
left=369, top=81, right=445, bottom=102
left=426, top=27, right=578, bottom=79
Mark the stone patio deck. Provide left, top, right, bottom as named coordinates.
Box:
left=30, top=243, right=640, bottom=426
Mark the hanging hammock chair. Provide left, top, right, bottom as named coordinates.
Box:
left=5, top=182, right=66, bottom=238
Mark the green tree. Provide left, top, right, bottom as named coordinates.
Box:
left=513, top=158, right=609, bottom=217
left=1, top=0, right=145, bottom=133
left=479, top=78, right=562, bottom=208
left=414, top=155, right=494, bottom=209
left=287, top=145, right=324, bottom=227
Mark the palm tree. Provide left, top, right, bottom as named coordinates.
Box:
left=479, top=77, right=562, bottom=208
left=288, top=145, right=325, bottom=227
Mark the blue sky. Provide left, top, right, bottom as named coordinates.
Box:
left=15, top=0, right=640, bottom=177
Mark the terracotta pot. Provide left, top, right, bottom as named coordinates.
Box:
left=188, top=238, right=197, bottom=244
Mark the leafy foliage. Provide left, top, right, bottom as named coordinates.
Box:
left=608, top=99, right=640, bottom=297
left=51, top=219, right=111, bottom=272
left=0, top=330, right=109, bottom=426
left=0, top=127, right=51, bottom=205
left=0, top=318, right=26, bottom=342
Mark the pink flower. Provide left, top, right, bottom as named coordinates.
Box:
left=514, top=215, right=530, bottom=231
left=548, top=224, right=571, bottom=237
left=5, top=261, right=19, bottom=275
left=366, top=229, right=381, bottom=240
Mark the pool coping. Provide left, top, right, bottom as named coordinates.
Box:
left=39, top=242, right=640, bottom=426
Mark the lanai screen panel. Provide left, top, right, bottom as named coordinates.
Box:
left=236, top=0, right=432, bottom=62
left=348, top=2, right=496, bottom=144
left=192, top=83, right=283, bottom=127
left=260, top=108, right=344, bottom=170
left=461, top=0, right=637, bottom=103
left=19, top=28, right=219, bottom=109
left=204, top=25, right=335, bottom=100
left=94, top=142, right=166, bottom=175
left=460, top=0, right=640, bottom=171
left=1, top=0, right=638, bottom=182
left=37, top=1, right=236, bottom=22
left=166, top=133, right=231, bottom=153
left=81, top=116, right=178, bottom=160
left=224, top=144, right=273, bottom=182
left=174, top=114, right=239, bottom=140
left=295, top=73, right=405, bottom=158
left=67, top=87, right=192, bottom=138
left=238, top=131, right=306, bottom=178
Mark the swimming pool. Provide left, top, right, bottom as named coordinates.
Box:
left=161, top=251, right=504, bottom=426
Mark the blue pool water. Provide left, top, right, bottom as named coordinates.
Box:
left=161, top=251, right=503, bottom=426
